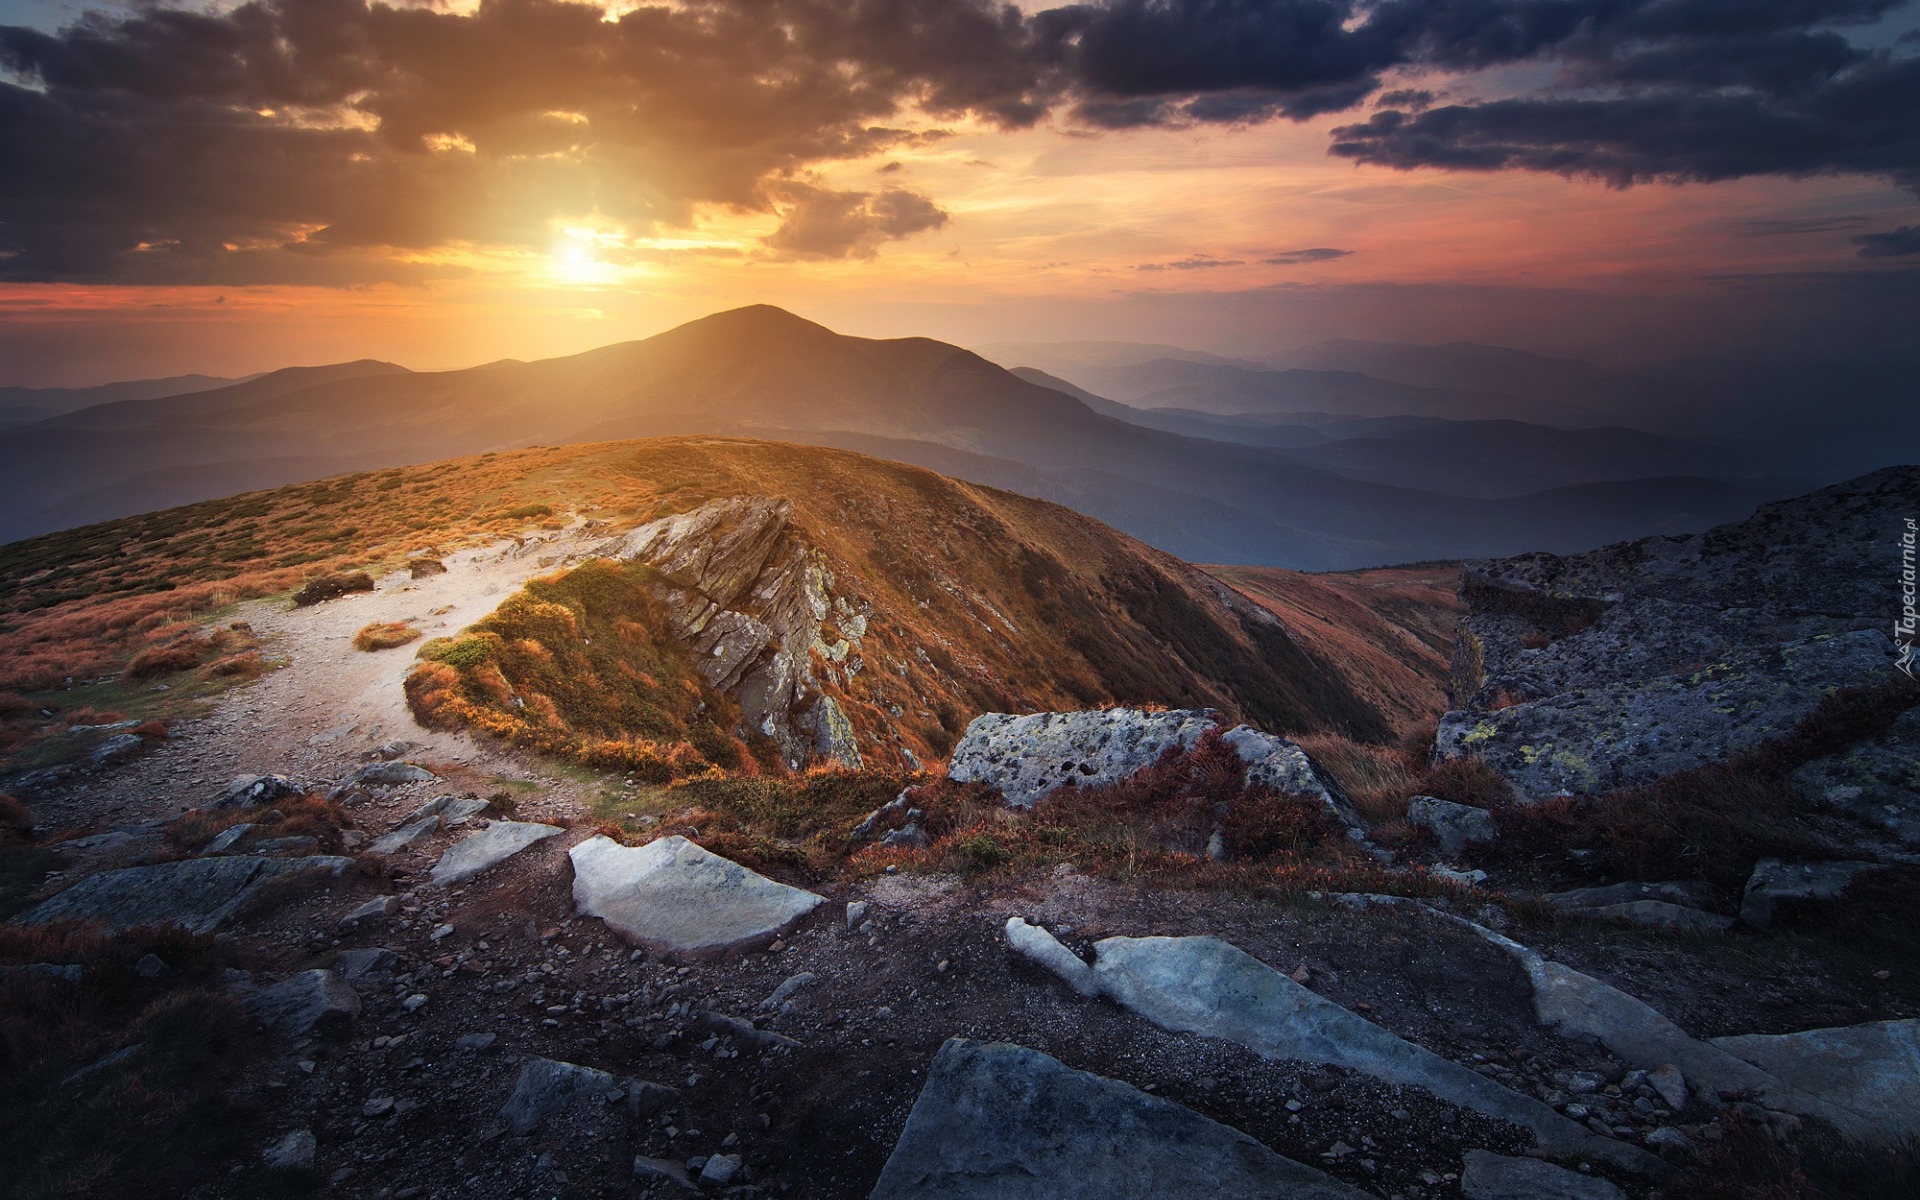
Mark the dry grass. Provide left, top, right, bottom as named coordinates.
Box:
left=164, top=793, right=353, bottom=855
left=353, top=621, right=421, bottom=652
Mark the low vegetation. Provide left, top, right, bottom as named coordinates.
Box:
left=352, top=622, right=421, bottom=652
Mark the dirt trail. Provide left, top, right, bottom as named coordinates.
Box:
left=34, top=525, right=611, bottom=832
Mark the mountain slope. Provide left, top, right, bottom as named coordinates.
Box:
left=0, top=439, right=1429, bottom=782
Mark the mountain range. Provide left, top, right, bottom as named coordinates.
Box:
left=0, top=306, right=1848, bottom=567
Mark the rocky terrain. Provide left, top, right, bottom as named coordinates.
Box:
left=1, top=457, right=1917, bottom=1200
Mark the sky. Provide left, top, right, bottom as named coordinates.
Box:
left=2, top=0, right=1918, bottom=385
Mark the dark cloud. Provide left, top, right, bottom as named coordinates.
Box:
left=1265, top=247, right=1353, bottom=264
left=1855, top=224, right=1920, bottom=255
left=0, top=0, right=1916, bottom=283
left=763, top=183, right=948, bottom=260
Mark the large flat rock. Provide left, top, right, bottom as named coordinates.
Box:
left=868, top=1038, right=1372, bottom=1200
left=1712, top=1020, right=1920, bottom=1146
left=1070, top=931, right=1660, bottom=1175
left=428, top=821, right=561, bottom=886
left=13, top=854, right=353, bottom=935
left=569, top=835, right=824, bottom=955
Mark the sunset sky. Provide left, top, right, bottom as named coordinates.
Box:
left=3, top=0, right=1918, bottom=384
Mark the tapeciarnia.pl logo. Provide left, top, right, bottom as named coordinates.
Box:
left=1900, top=517, right=1917, bottom=680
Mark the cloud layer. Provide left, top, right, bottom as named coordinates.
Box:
left=1, top=0, right=1914, bottom=283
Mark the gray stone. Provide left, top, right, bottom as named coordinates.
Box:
left=699, top=1010, right=799, bottom=1051
left=948, top=708, right=1218, bottom=808
left=878, top=822, right=927, bottom=850
left=1581, top=901, right=1734, bottom=934
left=1059, top=931, right=1662, bottom=1174
left=340, top=895, right=398, bottom=926
left=335, top=947, right=398, bottom=979
left=406, top=795, right=491, bottom=825
left=698, top=1154, right=742, bottom=1186
left=1644, top=1126, right=1694, bottom=1156
left=1465, top=922, right=1854, bottom=1133
left=949, top=708, right=1354, bottom=827
left=202, top=823, right=257, bottom=854
left=246, top=969, right=360, bottom=1036
left=1461, top=1150, right=1624, bottom=1200
left=870, top=1038, right=1373, bottom=1200
left=1712, top=1020, right=1920, bottom=1146
left=455, top=1032, right=497, bottom=1052
left=134, top=953, right=171, bottom=978
left=208, top=774, right=302, bottom=809
left=1006, top=918, right=1100, bottom=997
left=766, top=972, right=816, bottom=1007
left=262, top=1129, right=317, bottom=1172
left=810, top=696, right=863, bottom=769
left=499, top=1057, right=618, bottom=1136
left=568, top=835, right=824, bottom=956
left=13, top=854, right=353, bottom=934
left=1790, top=708, right=1920, bottom=846
left=370, top=816, right=439, bottom=855
left=1648, top=1064, right=1687, bottom=1111
left=59, top=1043, right=143, bottom=1087
left=1545, top=881, right=1717, bottom=912
left=88, top=733, right=147, bottom=768
left=633, top=1155, right=694, bottom=1188
left=1740, top=858, right=1885, bottom=929
left=428, top=820, right=561, bottom=886
left=1407, top=796, right=1498, bottom=858
left=628, top=1080, right=679, bottom=1118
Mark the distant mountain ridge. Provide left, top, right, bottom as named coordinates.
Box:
left=0, top=306, right=1810, bottom=567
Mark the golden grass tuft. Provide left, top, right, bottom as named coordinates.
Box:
left=353, top=621, right=422, bottom=652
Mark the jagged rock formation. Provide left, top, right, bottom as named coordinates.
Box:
left=614, top=495, right=866, bottom=768
left=1437, top=467, right=1916, bottom=802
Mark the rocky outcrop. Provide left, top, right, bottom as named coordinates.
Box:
left=1739, top=858, right=1886, bottom=929
left=245, top=969, right=361, bottom=1036
left=1438, top=468, right=1917, bottom=803
left=569, top=835, right=824, bottom=956
left=870, top=1038, right=1373, bottom=1200
left=1461, top=1150, right=1624, bottom=1200
left=1711, top=1020, right=1920, bottom=1145
left=948, top=708, right=1356, bottom=827
left=1789, top=707, right=1920, bottom=846
left=615, top=496, right=870, bottom=768
left=13, top=854, right=353, bottom=934
left=1407, top=796, right=1497, bottom=858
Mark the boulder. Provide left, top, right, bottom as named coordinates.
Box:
left=13, top=854, right=353, bottom=935
left=428, top=821, right=561, bottom=886
left=1461, top=1150, right=1624, bottom=1200
left=1047, top=931, right=1661, bottom=1175
left=1739, top=858, right=1885, bottom=929
left=0, top=962, right=82, bottom=985
left=499, top=1057, right=619, bottom=1136
left=245, top=969, right=360, bottom=1036
left=201, top=823, right=257, bottom=855
left=569, top=835, right=824, bottom=955
left=870, top=1039, right=1373, bottom=1200
left=1407, top=796, right=1498, bottom=858
left=1711, top=1020, right=1920, bottom=1146
left=948, top=708, right=1354, bottom=826
left=208, top=774, right=303, bottom=809
left=369, top=815, right=438, bottom=855
left=88, top=733, right=146, bottom=767
left=335, top=947, right=399, bottom=979
left=339, top=896, right=398, bottom=926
